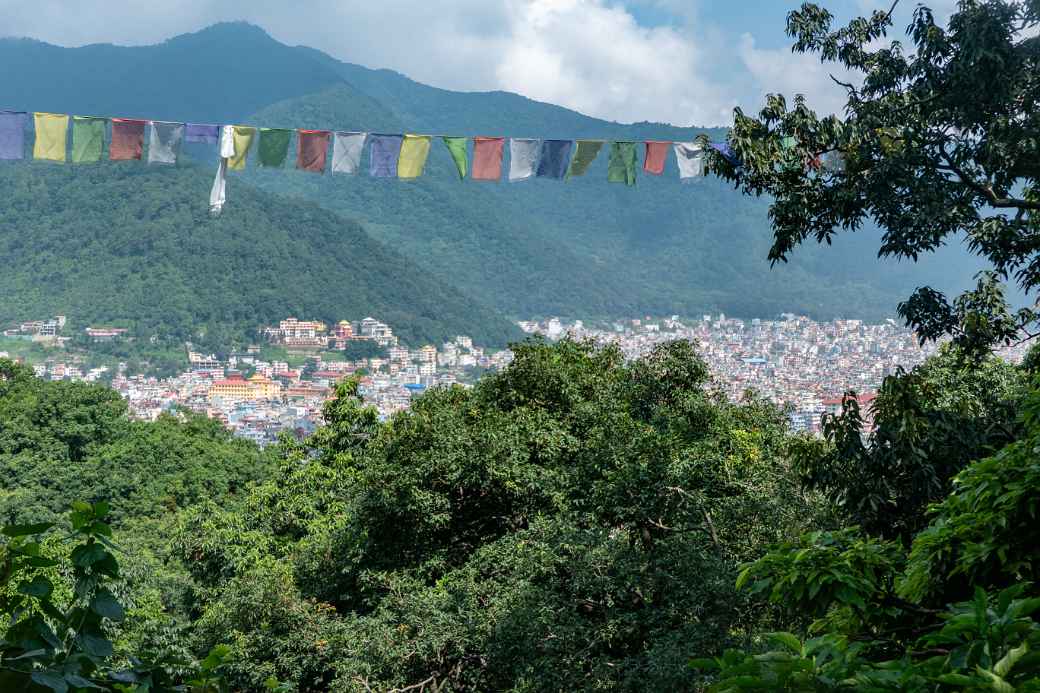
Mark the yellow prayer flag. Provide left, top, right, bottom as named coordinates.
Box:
left=229, top=126, right=256, bottom=171
left=398, top=134, right=432, bottom=179
left=33, top=113, right=69, bottom=162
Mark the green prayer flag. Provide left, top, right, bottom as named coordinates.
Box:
left=442, top=137, right=468, bottom=179
left=607, top=141, right=637, bottom=186
left=567, top=140, right=603, bottom=178
left=258, top=128, right=292, bottom=167
left=71, top=116, right=105, bottom=163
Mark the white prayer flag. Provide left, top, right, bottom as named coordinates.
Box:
left=673, top=142, right=706, bottom=180
left=508, top=138, right=541, bottom=182
left=147, top=121, right=184, bottom=165
left=331, top=132, right=367, bottom=175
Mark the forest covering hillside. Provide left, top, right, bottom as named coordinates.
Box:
left=0, top=163, right=520, bottom=347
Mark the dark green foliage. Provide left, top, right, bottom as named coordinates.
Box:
left=0, top=163, right=520, bottom=348
left=175, top=338, right=820, bottom=691
left=0, top=357, right=276, bottom=526
left=794, top=345, right=1027, bottom=540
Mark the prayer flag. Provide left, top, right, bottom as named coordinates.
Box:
left=0, top=111, right=27, bottom=160
left=471, top=137, right=504, bottom=181
left=71, top=116, right=106, bottom=163
left=257, top=128, right=292, bottom=167
left=32, top=113, right=69, bottom=163
left=643, top=141, right=670, bottom=175
left=331, top=132, right=366, bottom=174
left=398, top=134, right=432, bottom=179
left=567, top=140, right=603, bottom=178
left=509, top=138, right=541, bottom=182
left=33, top=113, right=68, bottom=162
left=148, top=121, right=183, bottom=165
left=711, top=142, right=741, bottom=167
left=185, top=123, right=220, bottom=144
left=229, top=126, right=256, bottom=171
left=673, top=142, right=705, bottom=180
left=442, top=137, right=468, bottom=179
left=607, top=141, right=637, bottom=186
left=369, top=134, right=403, bottom=178
left=210, top=126, right=235, bottom=215
left=536, top=139, right=573, bottom=179
left=110, top=118, right=145, bottom=161
left=297, top=130, right=330, bottom=173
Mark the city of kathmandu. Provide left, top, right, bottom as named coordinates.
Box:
left=1, top=2, right=1039, bottom=692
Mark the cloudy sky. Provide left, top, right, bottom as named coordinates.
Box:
left=0, top=0, right=957, bottom=126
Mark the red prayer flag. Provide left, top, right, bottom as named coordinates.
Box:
left=297, top=130, right=330, bottom=173
left=471, top=136, right=504, bottom=181
left=110, top=118, right=146, bottom=161
left=643, top=141, right=670, bottom=175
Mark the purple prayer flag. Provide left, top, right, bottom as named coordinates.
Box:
left=369, top=134, right=403, bottom=178
left=0, top=111, right=27, bottom=160
left=185, top=123, right=220, bottom=145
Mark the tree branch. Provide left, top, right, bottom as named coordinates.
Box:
left=940, top=152, right=1040, bottom=210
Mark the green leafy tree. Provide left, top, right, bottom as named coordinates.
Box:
left=718, top=0, right=1040, bottom=356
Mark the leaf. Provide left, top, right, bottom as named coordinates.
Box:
left=76, top=632, right=114, bottom=658
left=767, top=632, right=803, bottom=654
left=993, top=641, right=1028, bottom=678
left=64, top=673, right=106, bottom=690
left=71, top=542, right=107, bottom=568
left=2, top=522, right=54, bottom=537
left=30, top=671, right=69, bottom=693
left=90, top=589, right=125, bottom=622
left=92, top=501, right=109, bottom=518
left=976, top=667, right=1014, bottom=693
left=18, top=576, right=54, bottom=598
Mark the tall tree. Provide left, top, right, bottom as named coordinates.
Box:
left=716, top=0, right=1040, bottom=356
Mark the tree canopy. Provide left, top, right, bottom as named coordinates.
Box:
left=717, top=0, right=1040, bottom=356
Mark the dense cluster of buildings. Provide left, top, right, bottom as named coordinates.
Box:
left=5, top=311, right=1030, bottom=442
left=518, top=314, right=1029, bottom=433
left=107, top=321, right=506, bottom=445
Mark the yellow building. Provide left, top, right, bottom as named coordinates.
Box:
left=248, top=374, right=282, bottom=399
left=208, top=375, right=252, bottom=402
left=208, top=374, right=282, bottom=403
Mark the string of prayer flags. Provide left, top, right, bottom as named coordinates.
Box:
left=442, top=137, right=468, bottom=179
left=148, top=122, right=183, bottom=165
left=369, top=134, right=403, bottom=177
left=210, top=126, right=234, bottom=215
left=398, top=134, right=432, bottom=179
left=229, top=126, right=256, bottom=171
left=297, top=130, right=330, bottom=173
left=509, top=138, right=541, bottom=182
left=110, top=118, right=145, bottom=161
left=471, top=136, right=504, bottom=181
left=33, top=113, right=69, bottom=162
left=331, top=132, right=366, bottom=174
left=257, top=128, right=292, bottom=167
left=0, top=111, right=27, bottom=160
left=536, top=139, right=573, bottom=179
left=71, top=116, right=106, bottom=163
left=567, top=140, right=603, bottom=178
left=643, top=141, right=670, bottom=175
left=185, top=123, right=220, bottom=145
left=673, top=142, right=706, bottom=180
left=608, top=141, right=638, bottom=186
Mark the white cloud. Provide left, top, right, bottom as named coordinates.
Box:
left=493, top=0, right=734, bottom=125
left=737, top=32, right=851, bottom=117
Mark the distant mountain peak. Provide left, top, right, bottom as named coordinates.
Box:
left=164, top=21, right=279, bottom=46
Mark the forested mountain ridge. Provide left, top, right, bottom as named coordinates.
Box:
left=0, top=22, right=985, bottom=327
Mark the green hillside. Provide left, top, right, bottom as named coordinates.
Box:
left=0, top=163, right=521, bottom=347
left=0, top=22, right=987, bottom=327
